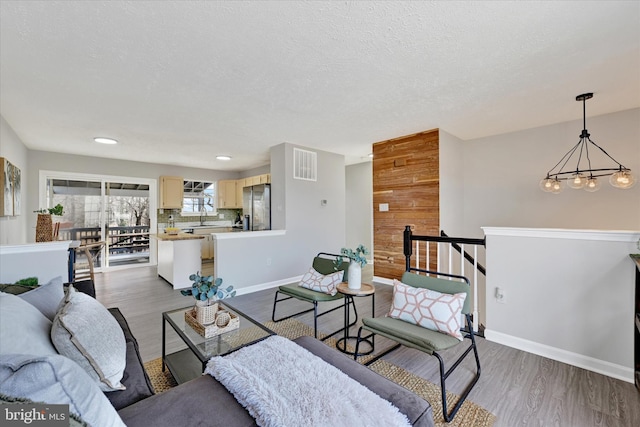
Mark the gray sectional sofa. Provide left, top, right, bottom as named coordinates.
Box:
left=0, top=279, right=434, bottom=426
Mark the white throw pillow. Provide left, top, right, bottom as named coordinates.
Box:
left=0, top=292, right=57, bottom=356
left=388, top=279, right=467, bottom=341
left=298, top=268, right=343, bottom=296
left=51, top=286, right=127, bottom=392
left=0, top=353, right=126, bottom=427
left=18, top=276, right=65, bottom=321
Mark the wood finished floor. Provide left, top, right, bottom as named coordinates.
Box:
left=94, top=264, right=640, bottom=427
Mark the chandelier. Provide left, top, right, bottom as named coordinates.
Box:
left=539, top=93, right=635, bottom=193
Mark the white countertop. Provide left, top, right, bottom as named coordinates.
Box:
left=212, top=229, right=286, bottom=239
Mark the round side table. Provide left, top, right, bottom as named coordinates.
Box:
left=336, top=282, right=375, bottom=356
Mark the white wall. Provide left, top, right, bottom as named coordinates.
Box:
left=345, top=161, right=372, bottom=259
left=483, top=227, right=640, bottom=382
left=463, top=108, right=640, bottom=238
left=0, top=241, right=71, bottom=283
left=439, top=130, right=465, bottom=236
left=0, top=116, right=28, bottom=245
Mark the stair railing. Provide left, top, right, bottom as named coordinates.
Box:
left=403, top=225, right=486, bottom=333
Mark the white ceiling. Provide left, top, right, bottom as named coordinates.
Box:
left=1, top=1, right=639, bottom=171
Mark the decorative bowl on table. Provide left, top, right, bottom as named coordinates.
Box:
left=164, top=227, right=180, bottom=235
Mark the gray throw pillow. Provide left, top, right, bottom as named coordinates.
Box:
left=0, top=292, right=57, bottom=356
left=51, top=286, right=127, bottom=392
left=0, top=353, right=126, bottom=427
left=18, top=276, right=65, bottom=321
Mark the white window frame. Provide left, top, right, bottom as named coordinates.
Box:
left=180, top=179, right=217, bottom=217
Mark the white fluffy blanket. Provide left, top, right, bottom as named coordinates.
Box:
left=205, top=335, right=411, bottom=427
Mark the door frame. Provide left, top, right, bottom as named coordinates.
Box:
left=39, top=170, right=158, bottom=270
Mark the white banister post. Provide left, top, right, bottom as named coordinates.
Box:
left=473, top=245, right=479, bottom=332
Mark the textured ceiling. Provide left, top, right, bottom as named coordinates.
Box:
left=1, top=1, right=639, bottom=171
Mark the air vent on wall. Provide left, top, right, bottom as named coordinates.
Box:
left=293, top=148, right=317, bottom=181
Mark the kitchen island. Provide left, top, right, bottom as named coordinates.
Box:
left=153, top=233, right=205, bottom=289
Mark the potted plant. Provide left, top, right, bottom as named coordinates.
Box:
left=335, top=244, right=369, bottom=289
left=33, top=204, right=64, bottom=242
left=180, top=272, right=236, bottom=325
left=34, top=203, right=65, bottom=216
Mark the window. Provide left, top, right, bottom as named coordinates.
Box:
left=181, top=180, right=215, bottom=216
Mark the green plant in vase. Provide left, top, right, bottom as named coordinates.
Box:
left=34, top=203, right=64, bottom=216
left=181, top=272, right=236, bottom=325
left=335, top=244, right=369, bottom=289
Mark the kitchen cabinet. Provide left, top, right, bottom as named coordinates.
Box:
left=231, top=175, right=269, bottom=209
left=218, top=180, right=239, bottom=208
left=155, top=234, right=203, bottom=289
left=236, top=179, right=244, bottom=207
left=160, top=176, right=183, bottom=209
left=201, top=235, right=214, bottom=260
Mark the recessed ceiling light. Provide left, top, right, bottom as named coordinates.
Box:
left=94, top=137, right=118, bottom=145
left=216, top=155, right=232, bottom=161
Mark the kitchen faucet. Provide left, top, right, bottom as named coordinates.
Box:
left=199, top=205, right=207, bottom=226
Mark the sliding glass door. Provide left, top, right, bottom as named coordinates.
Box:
left=104, top=181, right=150, bottom=267
left=41, top=171, right=156, bottom=270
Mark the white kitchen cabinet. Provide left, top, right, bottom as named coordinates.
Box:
left=157, top=237, right=202, bottom=289
left=160, top=176, right=183, bottom=209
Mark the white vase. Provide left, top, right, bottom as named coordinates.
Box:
left=195, top=299, right=218, bottom=325
left=347, top=262, right=362, bottom=289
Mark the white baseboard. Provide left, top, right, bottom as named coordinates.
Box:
left=484, top=329, right=634, bottom=384
left=373, top=276, right=394, bottom=286
left=235, top=275, right=302, bottom=296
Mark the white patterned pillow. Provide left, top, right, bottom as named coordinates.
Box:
left=298, top=268, right=343, bottom=296
left=51, top=286, right=127, bottom=392
left=388, top=279, right=466, bottom=341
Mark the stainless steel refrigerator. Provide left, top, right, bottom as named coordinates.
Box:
left=242, top=184, right=271, bottom=231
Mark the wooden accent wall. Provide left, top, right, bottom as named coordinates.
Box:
left=372, top=129, right=440, bottom=279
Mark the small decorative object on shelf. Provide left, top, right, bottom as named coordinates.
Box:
left=184, top=306, right=239, bottom=338
left=180, top=272, right=236, bottom=326
left=335, top=244, right=369, bottom=290
left=34, top=204, right=64, bottom=242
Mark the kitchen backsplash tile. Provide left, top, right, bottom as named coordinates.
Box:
left=157, top=208, right=241, bottom=225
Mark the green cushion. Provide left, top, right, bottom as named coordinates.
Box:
left=278, top=283, right=344, bottom=303
left=400, top=272, right=471, bottom=314
left=312, top=255, right=348, bottom=278
left=362, top=316, right=461, bottom=353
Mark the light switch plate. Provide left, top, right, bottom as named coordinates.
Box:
left=379, top=203, right=389, bottom=212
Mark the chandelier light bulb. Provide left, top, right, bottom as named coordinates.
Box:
left=566, top=172, right=587, bottom=189
left=550, top=179, right=563, bottom=194
left=539, top=177, right=555, bottom=192
left=584, top=177, right=600, bottom=192
left=610, top=170, right=636, bottom=189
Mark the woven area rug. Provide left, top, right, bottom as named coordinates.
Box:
left=144, top=318, right=495, bottom=427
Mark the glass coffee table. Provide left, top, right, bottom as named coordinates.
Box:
left=162, top=301, right=274, bottom=384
